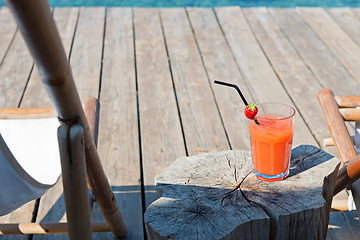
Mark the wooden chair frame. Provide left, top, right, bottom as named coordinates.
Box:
left=0, top=98, right=110, bottom=236
left=318, top=89, right=360, bottom=216
left=1, top=0, right=127, bottom=238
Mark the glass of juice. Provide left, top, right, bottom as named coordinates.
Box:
left=248, top=103, right=295, bottom=182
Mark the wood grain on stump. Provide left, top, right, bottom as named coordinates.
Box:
left=144, top=145, right=340, bottom=240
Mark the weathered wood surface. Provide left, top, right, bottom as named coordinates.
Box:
left=134, top=8, right=186, bottom=207
left=243, top=7, right=328, bottom=144
left=0, top=6, right=360, bottom=240
left=327, top=8, right=360, bottom=52
left=187, top=7, right=253, bottom=150
left=270, top=8, right=360, bottom=97
left=328, top=211, right=360, bottom=240
left=93, top=7, right=144, bottom=239
left=298, top=8, right=360, bottom=85
left=0, top=8, right=16, bottom=65
left=69, top=7, right=104, bottom=102
left=0, top=19, right=32, bottom=109
left=21, top=7, right=79, bottom=108
left=269, top=7, right=358, bottom=156
left=145, top=145, right=339, bottom=239
left=160, top=8, right=229, bottom=155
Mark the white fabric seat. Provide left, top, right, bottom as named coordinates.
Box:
left=0, top=117, right=61, bottom=216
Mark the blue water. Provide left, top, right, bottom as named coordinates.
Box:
left=1, top=0, right=360, bottom=7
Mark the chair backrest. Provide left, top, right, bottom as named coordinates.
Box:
left=0, top=112, right=61, bottom=216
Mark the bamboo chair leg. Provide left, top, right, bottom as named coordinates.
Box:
left=84, top=98, right=100, bottom=147
left=84, top=98, right=100, bottom=216
left=58, top=124, right=92, bottom=240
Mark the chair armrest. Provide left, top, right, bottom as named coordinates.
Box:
left=318, top=89, right=357, bottom=164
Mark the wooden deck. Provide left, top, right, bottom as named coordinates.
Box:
left=0, top=6, right=359, bottom=240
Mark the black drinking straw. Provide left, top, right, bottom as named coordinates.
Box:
left=214, top=80, right=260, bottom=125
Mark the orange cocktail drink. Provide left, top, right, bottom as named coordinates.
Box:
left=248, top=103, right=295, bottom=182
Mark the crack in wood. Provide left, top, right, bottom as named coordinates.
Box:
left=234, top=168, right=238, bottom=183
left=226, top=155, right=231, bottom=169
left=185, top=205, right=220, bottom=240
left=221, top=171, right=251, bottom=206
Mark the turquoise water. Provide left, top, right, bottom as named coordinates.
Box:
left=1, top=0, right=360, bottom=7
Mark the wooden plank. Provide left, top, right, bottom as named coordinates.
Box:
left=328, top=211, right=360, bottom=240
left=21, top=7, right=79, bottom=108
left=297, top=7, right=360, bottom=85
left=327, top=8, right=360, bottom=49
left=91, top=8, right=144, bottom=240
left=268, top=9, right=356, bottom=202
left=134, top=8, right=186, bottom=207
left=270, top=8, right=360, bottom=96
left=160, top=8, right=229, bottom=154
left=243, top=8, right=341, bottom=160
left=0, top=28, right=32, bottom=109
left=215, top=6, right=317, bottom=147
left=243, top=7, right=330, bottom=145
left=0, top=7, right=17, bottom=65
left=186, top=7, right=252, bottom=150
left=69, top=7, right=105, bottom=102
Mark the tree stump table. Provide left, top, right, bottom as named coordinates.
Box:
left=144, top=145, right=340, bottom=240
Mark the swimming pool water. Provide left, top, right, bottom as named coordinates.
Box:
left=1, top=0, right=360, bottom=7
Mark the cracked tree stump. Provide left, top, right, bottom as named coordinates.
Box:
left=144, top=145, right=340, bottom=240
